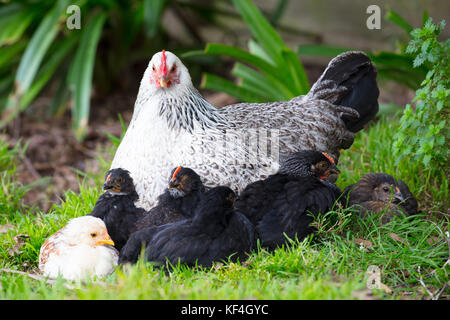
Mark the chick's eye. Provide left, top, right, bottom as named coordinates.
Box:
left=90, top=233, right=97, bottom=238
left=383, top=187, right=389, bottom=192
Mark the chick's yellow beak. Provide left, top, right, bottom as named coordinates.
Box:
left=96, top=235, right=114, bottom=246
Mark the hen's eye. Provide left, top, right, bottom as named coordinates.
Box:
left=383, top=187, right=389, bottom=192
left=152, top=66, right=156, bottom=71
left=171, top=65, right=176, bottom=72
left=90, top=233, right=97, bottom=238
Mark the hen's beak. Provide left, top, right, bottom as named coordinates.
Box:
left=159, top=76, right=167, bottom=88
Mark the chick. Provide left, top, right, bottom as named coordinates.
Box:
left=342, top=173, right=418, bottom=223
left=120, top=186, right=255, bottom=267
left=234, top=150, right=341, bottom=250
left=39, top=216, right=118, bottom=281
left=89, top=168, right=146, bottom=250
left=135, top=166, right=205, bottom=230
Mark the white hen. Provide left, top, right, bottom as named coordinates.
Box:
left=111, top=50, right=379, bottom=209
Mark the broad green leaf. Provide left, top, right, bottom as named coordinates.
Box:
left=231, top=0, right=285, bottom=65
left=0, top=9, right=35, bottom=46
left=67, top=12, right=107, bottom=140
left=143, top=0, right=167, bottom=38
left=248, top=39, right=274, bottom=65
left=0, top=41, right=27, bottom=69
left=13, top=0, right=68, bottom=96
left=232, top=63, right=287, bottom=101
left=385, top=8, right=413, bottom=36
left=19, top=36, right=79, bottom=112
left=297, top=45, right=351, bottom=57
left=201, top=73, right=264, bottom=103
left=281, top=49, right=309, bottom=94
left=205, top=43, right=278, bottom=75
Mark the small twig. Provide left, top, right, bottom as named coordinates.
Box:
left=417, top=266, right=436, bottom=299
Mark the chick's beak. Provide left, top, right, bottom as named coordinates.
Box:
left=96, top=234, right=115, bottom=246
left=393, top=192, right=404, bottom=203
left=328, top=163, right=341, bottom=176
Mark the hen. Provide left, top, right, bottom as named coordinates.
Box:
left=111, top=50, right=379, bottom=209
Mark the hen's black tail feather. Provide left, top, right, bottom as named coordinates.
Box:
left=309, top=51, right=379, bottom=133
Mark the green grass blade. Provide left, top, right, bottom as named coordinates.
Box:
left=201, top=73, right=265, bottom=103
left=231, top=0, right=285, bottom=65
left=67, top=12, right=107, bottom=140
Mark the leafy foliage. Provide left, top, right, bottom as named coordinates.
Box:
left=199, top=0, right=310, bottom=102
left=392, top=19, right=449, bottom=171
left=0, top=0, right=171, bottom=140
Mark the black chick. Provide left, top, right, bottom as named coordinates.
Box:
left=341, top=173, right=418, bottom=223
left=119, top=186, right=256, bottom=267
left=135, top=166, right=205, bottom=230
left=235, top=150, right=342, bottom=250
left=89, top=168, right=146, bottom=251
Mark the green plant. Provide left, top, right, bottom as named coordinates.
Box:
left=296, top=8, right=431, bottom=90
left=392, top=19, right=449, bottom=172
left=1, top=0, right=249, bottom=140
left=0, top=0, right=170, bottom=140
left=198, top=0, right=310, bottom=102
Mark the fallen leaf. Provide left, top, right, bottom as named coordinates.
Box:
left=8, top=234, right=30, bottom=256
left=427, top=236, right=441, bottom=245
left=389, top=233, right=410, bottom=245
left=353, top=238, right=373, bottom=248
left=0, top=223, right=15, bottom=234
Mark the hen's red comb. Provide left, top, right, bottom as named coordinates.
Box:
left=170, top=166, right=182, bottom=181
left=160, top=49, right=167, bottom=76
left=322, top=152, right=335, bottom=164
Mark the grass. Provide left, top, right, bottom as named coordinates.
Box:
left=0, top=114, right=448, bottom=300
